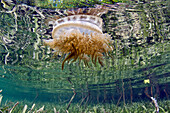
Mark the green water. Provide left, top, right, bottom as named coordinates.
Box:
left=0, top=0, right=169, bottom=112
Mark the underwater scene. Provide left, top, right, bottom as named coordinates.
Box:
left=0, top=0, right=169, bottom=112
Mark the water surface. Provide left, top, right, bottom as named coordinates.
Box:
left=0, top=0, right=169, bottom=111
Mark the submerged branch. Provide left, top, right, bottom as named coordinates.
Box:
left=66, top=77, right=76, bottom=111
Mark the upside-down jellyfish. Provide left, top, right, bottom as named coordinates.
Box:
left=43, top=6, right=113, bottom=70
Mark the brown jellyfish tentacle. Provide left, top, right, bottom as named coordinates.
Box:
left=77, top=8, right=83, bottom=14
left=98, top=56, right=104, bottom=67
left=71, top=43, right=79, bottom=63
left=97, top=52, right=104, bottom=67
left=88, top=8, right=97, bottom=16
left=93, top=52, right=98, bottom=66
left=62, top=51, right=76, bottom=70
left=61, top=30, right=81, bottom=69
left=91, top=50, right=97, bottom=66
left=66, top=9, right=75, bottom=16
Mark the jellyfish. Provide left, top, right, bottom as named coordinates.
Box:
left=43, top=6, right=113, bottom=70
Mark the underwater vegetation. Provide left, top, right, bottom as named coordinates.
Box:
left=0, top=90, right=45, bottom=113
left=0, top=82, right=170, bottom=113
left=0, top=90, right=170, bottom=113
left=0, top=0, right=169, bottom=113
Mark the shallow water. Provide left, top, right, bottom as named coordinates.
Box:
left=0, top=0, right=169, bottom=111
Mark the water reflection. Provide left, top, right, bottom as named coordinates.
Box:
left=0, top=0, right=169, bottom=111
